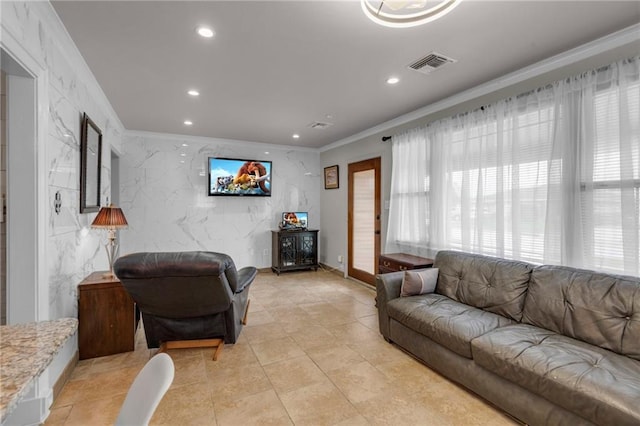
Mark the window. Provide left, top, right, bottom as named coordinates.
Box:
left=387, top=57, right=640, bottom=275
left=580, top=79, right=640, bottom=273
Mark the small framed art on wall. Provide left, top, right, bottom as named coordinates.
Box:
left=324, top=165, right=339, bottom=189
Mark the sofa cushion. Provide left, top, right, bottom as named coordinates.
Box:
left=401, top=268, right=439, bottom=297
left=472, top=324, right=640, bottom=426
left=522, top=265, right=640, bottom=360
left=387, top=294, right=514, bottom=358
left=434, top=251, right=533, bottom=321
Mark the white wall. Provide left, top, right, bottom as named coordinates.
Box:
left=1, top=1, right=124, bottom=319
left=120, top=131, right=320, bottom=269
left=319, top=138, right=391, bottom=273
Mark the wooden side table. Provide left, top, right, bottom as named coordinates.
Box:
left=77, top=271, right=137, bottom=359
left=378, top=253, right=434, bottom=274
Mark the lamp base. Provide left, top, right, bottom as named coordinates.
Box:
left=104, top=238, right=119, bottom=279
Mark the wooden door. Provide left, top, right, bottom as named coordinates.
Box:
left=348, top=157, right=381, bottom=285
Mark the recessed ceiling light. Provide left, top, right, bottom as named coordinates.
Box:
left=180, top=153, right=187, bottom=157
left=197, top=26, right=214, bottom=38
left=187, top=90, right=200, bottom=96
left=292, top=134, right=300, bottom=139
left=264, top=152, right=270, bottom=155
left=386, top=77, right=400, bottom=85
left=184, top=120, right=193, bottom=126
left=182, top=143, right=189, bottom=147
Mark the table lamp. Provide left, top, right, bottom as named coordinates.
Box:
left=91, top=204, right=128, bottom=277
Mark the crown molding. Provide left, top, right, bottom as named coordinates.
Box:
left=124, top=129, right=320, bottom=153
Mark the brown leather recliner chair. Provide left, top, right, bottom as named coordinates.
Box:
left=113, top=251, right=257, bottom=360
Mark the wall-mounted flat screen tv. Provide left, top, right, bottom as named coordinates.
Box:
left=208, top=157, right=272, bottom=196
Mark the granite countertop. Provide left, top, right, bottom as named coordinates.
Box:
left=0, top=318, right=78, bottom=422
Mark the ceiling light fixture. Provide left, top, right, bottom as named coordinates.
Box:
left=187, top=90, right=200, bottom=96
left=386, top=76, right=400, bottom=84
left=292, top=134, right=300, bottom=139
left=197, top=26, right=214, bottom=38
left=184, top=120, right=193, bottom=126
left=361, top=0, right=462, bottom=28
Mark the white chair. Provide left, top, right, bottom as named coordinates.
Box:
left=115, top=353, right=175, bottom=426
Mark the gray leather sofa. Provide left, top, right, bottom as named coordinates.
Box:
left=376, top=250, right=640, bottom=426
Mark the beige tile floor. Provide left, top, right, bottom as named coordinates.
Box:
left=46, top=270, right=519, bottom=426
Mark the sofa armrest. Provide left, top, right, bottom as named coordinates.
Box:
left=375, top=271, right=404, bottom=341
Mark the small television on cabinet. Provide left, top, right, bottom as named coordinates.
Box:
left=282, top=212, right=308, bottom=230
left=208, top=157, right=272, bottom=197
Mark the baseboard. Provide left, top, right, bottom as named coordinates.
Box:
left=343, top=275, right=375, bottom=291
left=318, top=263, right=345, bottom=277
left=317, top=264, right=376, bottom=292
left=52, top=350, right=78, bottom=401
left=259, top=266, right=337, bottom=275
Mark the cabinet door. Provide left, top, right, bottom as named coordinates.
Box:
left=78, top=284, right=135, bottom=359
left=279, top=234, right=298, bottom=267
left=298, top=233, right=316, bottom=265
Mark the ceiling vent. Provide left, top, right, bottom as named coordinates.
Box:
left=307, top=121, right=333, bottom=130
left=408, top=52, right=456, bottom=74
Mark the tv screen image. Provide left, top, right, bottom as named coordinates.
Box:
left=282, top=212, right=308, bottom=230
left=208, top=157, right=272, bottom=196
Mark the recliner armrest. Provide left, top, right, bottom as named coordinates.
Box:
left=235, top=267, right=258, bottom=294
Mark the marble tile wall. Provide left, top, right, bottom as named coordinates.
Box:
left=120, top=132, right=321, bottom=269
left=2, top=2, right=124, bottom=320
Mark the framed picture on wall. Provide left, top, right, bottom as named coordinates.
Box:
left=324, top=165, right=339, bottom=189
left=80, top=113, right=102, bottom=213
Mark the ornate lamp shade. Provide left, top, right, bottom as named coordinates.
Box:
left=91, top=205, right=128, bottom=229
left=91, top=205, right=128, bottom=277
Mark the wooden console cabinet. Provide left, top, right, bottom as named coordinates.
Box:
left=378, top=253, right=434, bottom=274
left=271, top=230, right=319, bottom=275
left=77, top=271, right=137, bottom=359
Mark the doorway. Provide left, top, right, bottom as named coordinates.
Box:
left=1, top=46, right=44, bottom=324
left=1, top=70, right=5, bottom=324
left=348, top=157, right=381, bottom=285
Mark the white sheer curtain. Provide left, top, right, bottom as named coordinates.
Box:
left=386, top=56, right=640, bottom=275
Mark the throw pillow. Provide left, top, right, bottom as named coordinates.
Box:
left=401, top=268, right=439, bottom=297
